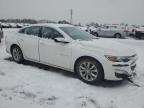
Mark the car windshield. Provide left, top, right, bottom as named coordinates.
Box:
left=60, top=27, right=94, bottom=41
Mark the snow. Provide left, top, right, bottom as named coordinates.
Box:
left=0, top=29, right=144, bottom=108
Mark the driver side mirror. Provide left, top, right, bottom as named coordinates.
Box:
left=54, top=38, right=70, bottom=44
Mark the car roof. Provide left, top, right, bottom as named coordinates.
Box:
left=28, top=23, right=73, bottom=28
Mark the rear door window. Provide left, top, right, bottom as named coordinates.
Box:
left=19, top=26, right=41, bottom=37
left=25, top=26, right=40, bottom=36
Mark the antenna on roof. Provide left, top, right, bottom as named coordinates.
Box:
left=70, top=9, right=73, bottom=24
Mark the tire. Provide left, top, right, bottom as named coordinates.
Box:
left=11, top=46, right=24, bottom=63
left=94, top=32, right=98, bottom=37
left=75, top=58, right=104, bottom=84
left=114, top=33, right=121, bottom=38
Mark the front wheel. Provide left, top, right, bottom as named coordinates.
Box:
left=114, top=33, right=121, bottom=38
left=76, top=58, right=104, bottom=84
left=11, top=46, right=24, bottom=63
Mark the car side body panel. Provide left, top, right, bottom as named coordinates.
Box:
left=5, top=24, right=137, bottom=81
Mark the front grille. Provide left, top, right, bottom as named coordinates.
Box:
left=115, top=72, right=129, bottom=79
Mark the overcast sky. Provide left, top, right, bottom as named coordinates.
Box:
left=0, top=0, right=144, bottom=25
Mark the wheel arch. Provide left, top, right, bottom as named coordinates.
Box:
left=10, top=44, right=24, bottom=63
left=74, top=56, right=105, bottom=79
left=10, top=44, right=21, bottom=54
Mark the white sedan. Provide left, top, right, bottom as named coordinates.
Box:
left=5, top=24, right=137, bottom=84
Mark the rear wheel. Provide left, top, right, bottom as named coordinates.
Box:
left=114, top=33, right=121, bottom=38
left=11, top=46, right=24, bottom=63
left=76, top=58, right=104, bottom=84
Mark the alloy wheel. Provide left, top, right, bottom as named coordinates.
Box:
left=12, top=47, right=22, bottom=62
left=115, top=34, right=121, bottom=38
left=79, top=62, right=98, bottom=81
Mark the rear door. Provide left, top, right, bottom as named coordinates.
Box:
left=97, top=27, right=106, bottom=36
left=101, top=26, right=112, bottom=37
left=104, top=27, right=113, bottom=37
left=18, top=26, right=40, bottom=61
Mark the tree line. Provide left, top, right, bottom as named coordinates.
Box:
left=0, top=19, right=38, bottom=24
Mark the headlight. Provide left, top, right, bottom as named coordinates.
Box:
left=105, top=55, right=131, bottom=62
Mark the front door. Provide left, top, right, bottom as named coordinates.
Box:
left=39, top=27, right=72, bottom=69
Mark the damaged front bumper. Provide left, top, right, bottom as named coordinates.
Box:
left=115, top=70, right=136, bottom=79
left=112, top=55, right=138, bottom=80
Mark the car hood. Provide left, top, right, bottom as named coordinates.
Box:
left=78, top=38, right=136, bottom=56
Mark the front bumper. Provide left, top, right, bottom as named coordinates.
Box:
left=112, top=55, right=137, bottom=80
left=103, top=54, right=138, bottom=80
left=115, top=68, right=136, bottom=79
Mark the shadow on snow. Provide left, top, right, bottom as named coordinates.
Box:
left=4, top=57, right=129, bottom=88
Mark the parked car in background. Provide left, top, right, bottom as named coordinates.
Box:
left=5, top=24, right=137, bottom=84
left=1, top=23, right=11, bottom=28
left=124, top=26, right=136, bottom=36
left=89, top=25, right=126, bottom=38
left=16, top=24, right=23, bottom=28
left=135, top=27, right=144, bottom=39
left=77, top=26, right=89, bottom=32
left=0, top=22, right=26, bottom=28
left=0, top=24, right=4, bottom=43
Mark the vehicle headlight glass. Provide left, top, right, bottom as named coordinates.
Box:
left=105, top=55, right=131, bottom=62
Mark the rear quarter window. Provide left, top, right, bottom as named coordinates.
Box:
left=18, top=26, right=41, bottom=36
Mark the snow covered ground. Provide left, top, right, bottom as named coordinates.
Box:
left=0, top=29, right=144, bottom=108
